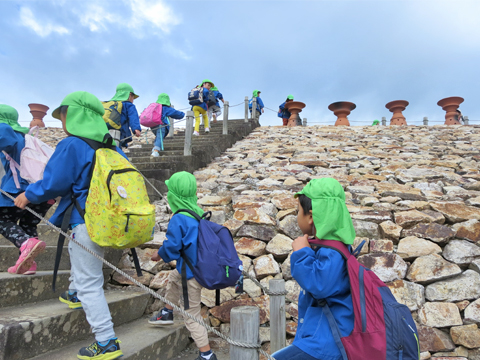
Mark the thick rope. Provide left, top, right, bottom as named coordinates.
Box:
left=0, top=189, right=277, bottom=360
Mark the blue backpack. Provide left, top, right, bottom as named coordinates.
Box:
left=175, top=209, right=243, bottom=309
left=188, top=86, right=203, bottom=106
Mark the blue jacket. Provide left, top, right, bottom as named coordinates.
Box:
left=191, top=88, right=210, bottom=112
left=213, top=90, right=223, bottom=107
left=249, top=97, right=264, bottom=113
left=291, top=246, right=354, bottom=360
left=25, top=136, right=127, bottom=227
left=278, top=102, right=291, bottom=119
left=162, top=106, right=185, bottom=124
left=0, top=124, right=29, bottom=207
left=158, top=213, right=199, bottom=280
left=120, top=101, right=141, bottom=147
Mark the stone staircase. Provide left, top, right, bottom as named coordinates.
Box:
left=128, top=119, right=259, bottom=197
left=0, top=119, right=259, bottom=360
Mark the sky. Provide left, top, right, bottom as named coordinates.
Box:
left=1, top=0, right=480, bottom=128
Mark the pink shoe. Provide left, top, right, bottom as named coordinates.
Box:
left=8, top=238, right=46, bottom=275
left=23, top=262, right=37, bottom=275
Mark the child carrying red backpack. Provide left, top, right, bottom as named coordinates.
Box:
left=273, top=178, right=419, bottom=360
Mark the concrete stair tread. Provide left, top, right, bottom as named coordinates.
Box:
left=28, top=318, right=190, bottom=360
left=0, top=270, right=71, bottom=308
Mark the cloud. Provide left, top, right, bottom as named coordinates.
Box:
left=78, top=4, right=115, bottom=32
left=20, top=7, right=70, bottom=37
left=127, top=0, right=181, bottom=33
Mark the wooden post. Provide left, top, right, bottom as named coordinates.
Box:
left=244, top=96, right=249, bottom=123
left=423, top=117, right=428, bottom=126
left=464, top=115, right=469, bottom=125
left=252, top=98, right=257, bottom=121
left=269, top=279, right=286, bottom=354
left=167, top=117, right=174, bottom=138
left=303, top=118, right=307, bottom=126
left=230, top=306, right=259, bottom=360
left=223, top=101, right=229, bottom=135
left=381, top=116, right=387, bottom=126
left=184, top=111, right=193, bottom=156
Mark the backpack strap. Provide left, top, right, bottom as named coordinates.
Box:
left=2, top=151, right=21, bottom=189
left=308, top=239, right=352, bottom=259
left=180, top=249, right=195, bottom=310
left=53, top=200, right=75, bottom=292
left=318, top=299, right=349, bottom=360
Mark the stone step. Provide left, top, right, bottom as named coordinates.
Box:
left=0, top=289, right=150, bottom=360
left=0, top=271, right=71, bottom=308
left=28, top=318, right=190, bottom=360
left=0, top=245, right=122, bottom=272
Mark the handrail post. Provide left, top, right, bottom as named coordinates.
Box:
left=184, top=111, right=193, bottom=156
left=230, top=306, right=259, bottom=360
left=464, top=115, right=469, bottom=125
left=303, top=118, right=307, bottom=126
left=270, top=279, right=286, bottom=354
left=223, top=101, right=229, bottom=135
left=381, top=116, right=387, bottom=126
left=423, top=116, right=428, bottom=126
left=252, top=98, right=257, bottom=121
left=244, top=96, right=249, bottom=123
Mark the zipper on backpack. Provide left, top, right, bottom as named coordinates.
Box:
left=226, top=266, right=230, bottom=278
left=125, top=215, right=130, bottom=232
left=403, top=317, right=420, bottom=359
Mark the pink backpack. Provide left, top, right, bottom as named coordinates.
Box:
left=140, top=103, right=163, bottom=127
left=2, top=126, right=54, bottom=188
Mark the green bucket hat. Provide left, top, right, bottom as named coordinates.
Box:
left=200, top=79, right=214, bottom=87
left=110, top=83, right=139, bottom=101
left=295, top=178, right=356, bottom=245
left=372, top=120, right=380, bottom=126
left=156, top=93, right=171, bottom=107
left=211, top=86, right=218, bottom=91
left=52, top=91, right=110, bottom=143
left=287, top=95, right=294, bottom=100
left=253, top=90, right=261, bottom=98
left=0, top=105, right=29, bottom=134
left=165, top=171, right=204, bottom=219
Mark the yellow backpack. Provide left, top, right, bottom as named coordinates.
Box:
left=102, top=101, right=123, bottom=129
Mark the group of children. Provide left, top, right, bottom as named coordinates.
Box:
left=1, top=82, right=405, bottom=360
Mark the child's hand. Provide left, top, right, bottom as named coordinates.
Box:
left=14, top=193, right=30, bottom=209
left=292, top=234, right=311, bottom=252
left=135, top=130, right=141, bottom=137
left=151, top=253, right=162, bottom=262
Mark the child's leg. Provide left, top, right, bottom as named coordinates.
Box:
left=152, top=127, right=163, bottom=152
left=193, top=106, right=202, bottom=133
left=18, top=201, right=53, bottom=238
left=181, top=278, right=209, bottom=350
left=69, top=224, right=115, bottom=342
left=0, top=206, right=31, bottom=248
left=201, top=108, right=209, bottom=130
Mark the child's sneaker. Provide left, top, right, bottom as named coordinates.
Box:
left=151, top=150, right=160, bottom=157
left=23, top=261, right=37, bottom=275
left=148, top=308, right=174, bottom=325
left=7, top=238, right=46, bottom=274
left=59, top=290, right=83, bottom=309
left=193, top=131, right=200, bottom=136
left=77, top=338, right=123, bottom=359
left=195, top=351, right=218, bottom=360
left=205, top=127, right=210, bottom=133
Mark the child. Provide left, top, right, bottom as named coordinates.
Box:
left=207, top=86, right=224, bottom=123
left=149, top=171, right=218, bottom=360
left=0, top=104, right=51, bottom=275
left=109, top=83, right=141, bottom=148
left=272, top=178, right=355, bottom=360
left=278, top=95, right=294, bottom=126
left=151, top=93, right=185, bottom=157
left=14, top=92, right=125, bottom=359
left=192, top=80, right=213, bottom=136
left=372, top=119, right=380, bottom=126
left=249, top=90, right=264, bottom=119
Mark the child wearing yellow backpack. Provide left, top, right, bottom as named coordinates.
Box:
left=14, top=91, right=129, bottom=360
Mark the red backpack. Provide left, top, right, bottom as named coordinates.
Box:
left=309, top=239, right=420, bottom=360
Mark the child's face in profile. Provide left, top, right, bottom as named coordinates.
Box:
left=60, top=110, right=71, bottom=136
left=203, top=83, right=212, bottom=90
left=297, top=198, right=313, bottom=236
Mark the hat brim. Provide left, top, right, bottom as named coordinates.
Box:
left=133, top=93, right=139, bottom=99
left=52, top=106, right=62, bottom=120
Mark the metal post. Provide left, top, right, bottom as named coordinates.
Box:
left=252, top=98, right=257, bottom=121
left=270, top=279, right=286, bottom=353
left=244, top=96, right=249, bottom=123
left=167, top=117, right=174, bottom=138
left=464, top=116, right=469, bottom=125
left=423, top=117, right=428, bottom=126
left=303, top=118, right=307, bottom=126
left=230, top=306, right=259, bottom=360
left=381, top=116, right=387, bottom=126
left=223, top=101, right=229, bottom=135
left=184, top=111, right=193, bottom=156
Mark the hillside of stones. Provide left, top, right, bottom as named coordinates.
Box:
left=110, top=125, right=480, bottom=360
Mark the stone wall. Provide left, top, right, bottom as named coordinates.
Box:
left=113, top=125, right=480, bottom=359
